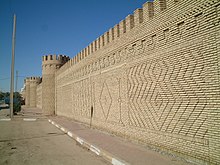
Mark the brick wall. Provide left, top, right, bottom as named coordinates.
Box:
left=53, top=0, right=220, bottom=164
left=30, top=77, right=41, bottom=107
left=25, top=78, right=30, bottom=107
left=36, top=83, right=42, bottom=109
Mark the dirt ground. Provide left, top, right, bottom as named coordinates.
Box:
left=0, top=111, right=109, bottom=165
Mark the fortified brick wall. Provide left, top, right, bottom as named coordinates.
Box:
left=36, top=83, right=42, bottom=109
left=25, top=78, right=30, bottom=107
left=53, top=0, right=219, bottom=164
left=30, top=77, right=41, bottom=107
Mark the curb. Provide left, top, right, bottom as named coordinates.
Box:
left=48, top=119, right=129, bottom=165
left=23, top=118, right=37, bottom=121
left=0, top=118, right=11, bottom=121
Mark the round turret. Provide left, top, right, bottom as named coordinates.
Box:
left=42, top=54, right=70, bottom=115
left=42, top=55, right=70, bottom=75
left=29, top=77, right=41, bottom=107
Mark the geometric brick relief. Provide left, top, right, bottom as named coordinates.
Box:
left=204, top=5, right=220, bottom=28
left=99, top=81, right=112, bottom=121
left=184, top=16, right=199, bottom=36
left=157, top=28, right=169, bottom=47
left=127, top=39, right=147, bottom=60
left=128, top=44, right=210, bottom=141
left=94, top=71, right=125, bottom=125
left=72, top=78, right=91, bottom=118
left=170, top=22, right=183, bottom=42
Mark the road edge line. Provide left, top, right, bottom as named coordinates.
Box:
left=0, top=118, right=11, bottom=121
left=47, top=119, right=130, bottom=165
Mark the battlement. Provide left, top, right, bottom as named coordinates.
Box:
left=42, top=55, right=70, bottom=74
left=25, top=77, right=41, bottom=85
left=84, top=0, right=168, bottom=53
left=53, top=0, right=220, bottom=79
left=30, top=77, right=41, bottom=83
left=25, top=77, right=31, bottom=82
left=56, top=0, right=196, bottom=72
left=42, top=54, right=70, bottom=65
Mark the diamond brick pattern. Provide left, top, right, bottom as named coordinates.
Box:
left=128, top=47, right=208, bottom=140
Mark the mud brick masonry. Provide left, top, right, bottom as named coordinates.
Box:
left=23, top=0, right=220, bottom=164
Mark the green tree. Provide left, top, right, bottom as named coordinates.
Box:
left=13, top=92, right=22, bottom=114
left=0, top=91, right=22, bottom=114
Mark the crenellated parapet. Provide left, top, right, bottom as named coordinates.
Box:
left=42, top=54, right=70, bottom=75
left=42, top=54, right=70, bottom=64
left=30, top=76, right=41, bottom=84
left=55, top=0, right=189, bottom=72
left=25, top=77, right=31, bottom=83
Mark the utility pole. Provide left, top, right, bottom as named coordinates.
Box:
left=15, top=70, right=18, bottom=92
left=10, top=14, right=16, bottom=118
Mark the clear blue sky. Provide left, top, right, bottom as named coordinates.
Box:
left=0, top=0, right=149, bottom=92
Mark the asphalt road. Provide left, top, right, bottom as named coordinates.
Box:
left=0, top=117, right=109, bottom=165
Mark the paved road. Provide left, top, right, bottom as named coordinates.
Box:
left=0, top=108, right=10, bottom=119
left=0, top=115, right=109, bottom=165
